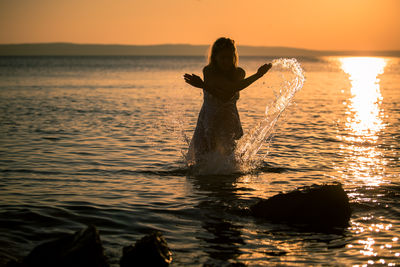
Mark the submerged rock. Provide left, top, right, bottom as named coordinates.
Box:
left=120, top=231, right=172, bottom=267
left=250, top=182, right=351, bottom=228
left=7, top=227, right=173, bottom=267
left=16, top=225, right=109, bottom=267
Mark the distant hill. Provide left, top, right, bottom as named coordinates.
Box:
left=0, top=43, right=399, bottom=57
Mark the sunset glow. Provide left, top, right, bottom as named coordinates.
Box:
left=1, top=0, right=399, bottom=50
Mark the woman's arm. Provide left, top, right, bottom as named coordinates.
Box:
left=183, top=63, right=271, bottom=101
left=183, top=73, right=204, bottom=88
left=203, top=63, right=272, bottom=101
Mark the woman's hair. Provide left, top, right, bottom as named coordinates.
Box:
left=208, top=37, right=238, bottom=68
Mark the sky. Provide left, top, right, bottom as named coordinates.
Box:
left=0, top=0, right=399, bottom=51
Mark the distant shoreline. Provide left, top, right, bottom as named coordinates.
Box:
left=0, top=43, right=399, bottom=57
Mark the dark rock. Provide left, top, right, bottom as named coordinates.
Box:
left=5, top=259, right=22, bottom=267
left=120, top=231, right=172, bottom=267
left=21, top=224, right=109, bottom=267
left=250, top=182, right=351, bottom=228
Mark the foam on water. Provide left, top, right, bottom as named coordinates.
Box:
left=181, top=58, right=305, bottom=175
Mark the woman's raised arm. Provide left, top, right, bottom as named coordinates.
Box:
left=184, top=63, right=272, bottom=102
left=203, top=63, right=272, bottom=101
left=183, top=73, right=204, bottom=89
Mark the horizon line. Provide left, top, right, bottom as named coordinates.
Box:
left=1, top=42, right=399, bottom=53
left=0, top=43, right=399, bottom=57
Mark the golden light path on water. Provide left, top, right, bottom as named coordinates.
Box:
left=340, top=57, right=386, bottom=142
left=338, top=57, right=387, bottom=186
left=338, top=58, right=399, bottom=265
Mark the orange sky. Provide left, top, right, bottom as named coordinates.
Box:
left=1, top=0, right=399, bottom=51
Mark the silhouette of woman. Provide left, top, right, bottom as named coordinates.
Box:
left=184, top=37, right=272, bottom=165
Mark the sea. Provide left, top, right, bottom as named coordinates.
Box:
left=0, top=55, right=399, bottom=266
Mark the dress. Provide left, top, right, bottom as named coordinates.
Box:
left=188, top=89, right=243, bottom=164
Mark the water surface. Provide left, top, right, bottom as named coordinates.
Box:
left=0, top=56, right=399, bottom=266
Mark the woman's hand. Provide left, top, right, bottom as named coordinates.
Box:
left=257, top=63, right=272, bottom=77
left=184, top=73, right=204, bottom=89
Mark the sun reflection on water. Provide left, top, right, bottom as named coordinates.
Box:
left=337, top=57, right=400, bottom=265
left=340, top=57, right=386, bottom=143
left=338, top=57, right=388, bottom=186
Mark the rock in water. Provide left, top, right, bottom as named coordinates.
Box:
left=21, top=225, right=109, bottom=267
left=250, top=183, right=351, bottom=228
left=120, top=231, right=172, bottom=267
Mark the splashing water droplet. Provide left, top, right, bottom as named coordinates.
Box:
left=234, top=58, right=305, bottom=171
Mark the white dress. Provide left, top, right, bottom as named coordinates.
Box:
left=187, top=89, right=243, bottom=165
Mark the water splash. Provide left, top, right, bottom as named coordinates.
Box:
left=235, top=58, right=305, bottom=170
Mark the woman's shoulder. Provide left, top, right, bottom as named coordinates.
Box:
left=235, top=67, right=245, bottom=80
left=203, top=65, right=214, bottom=74
left=236, top=67, right=245, bottom=74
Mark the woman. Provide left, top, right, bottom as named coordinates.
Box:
left=184, top=37, right=272, bottom=165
